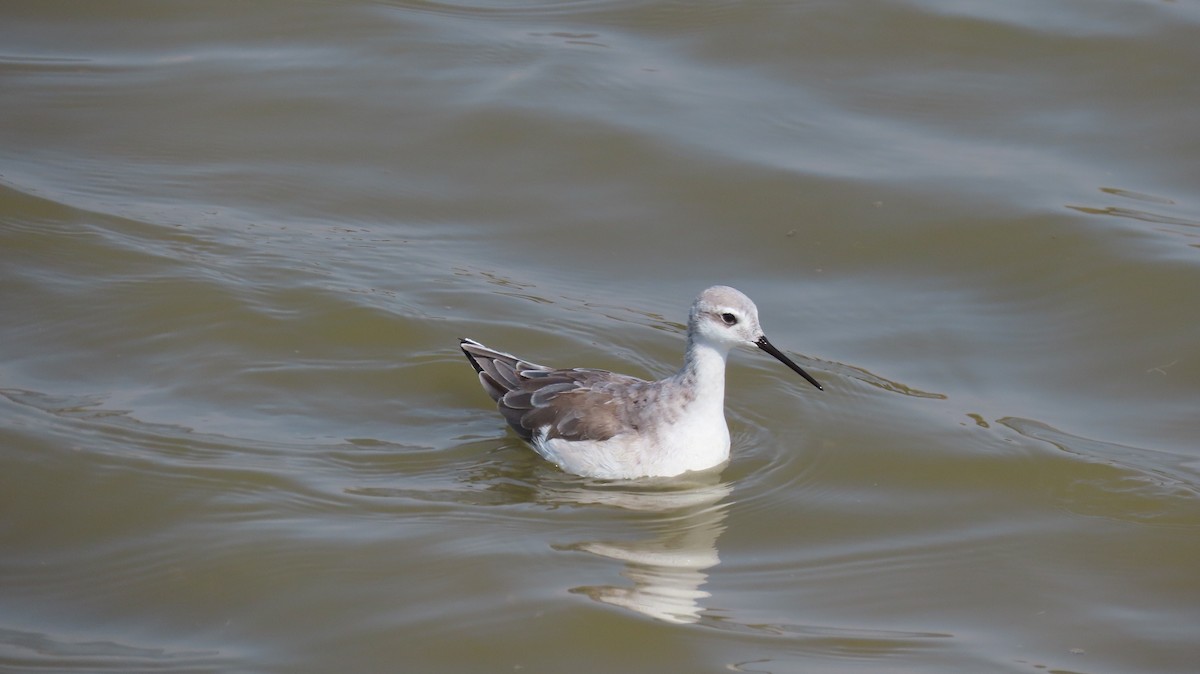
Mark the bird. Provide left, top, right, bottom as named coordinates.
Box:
left=459, top=285, right=823, bottom=479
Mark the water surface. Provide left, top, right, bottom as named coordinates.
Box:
left=2, top=1, right=1198, bottom=672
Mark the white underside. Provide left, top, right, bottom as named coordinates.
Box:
left=533, top=396, right=730, bottom=480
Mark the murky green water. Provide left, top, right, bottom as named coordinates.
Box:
left=2, top=1, right=1198, bottom=672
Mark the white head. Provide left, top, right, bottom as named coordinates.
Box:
left=688, top=286, right=823, bottom=391
left=689, top=286, right=766, bottom=348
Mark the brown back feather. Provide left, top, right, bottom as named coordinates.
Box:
left=460, top=339, right=649, bottom=443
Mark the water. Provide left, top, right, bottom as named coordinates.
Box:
left=2, top=0, right=1199, bottom=672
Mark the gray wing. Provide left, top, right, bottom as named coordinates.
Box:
left=459, top=338, right=650, bottom=443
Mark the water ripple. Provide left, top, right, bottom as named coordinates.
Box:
left=999, top=417, right=1200, bottom=526
left=0, top=626, right=228, bottom=673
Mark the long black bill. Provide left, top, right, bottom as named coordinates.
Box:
left=755, top=336, right=823, bottom=391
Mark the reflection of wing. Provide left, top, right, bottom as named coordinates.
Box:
left=460, top=338, right=650, bottom=443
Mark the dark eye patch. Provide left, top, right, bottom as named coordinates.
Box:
left=721, top=312, right=738, bottom=325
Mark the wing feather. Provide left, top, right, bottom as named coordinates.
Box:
left=460, top=338, right=651, bottom=443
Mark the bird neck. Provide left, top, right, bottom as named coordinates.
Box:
left=676, top=337, right=729, bottom=408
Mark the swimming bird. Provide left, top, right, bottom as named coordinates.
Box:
left=459, top=285, right=823, bottom=479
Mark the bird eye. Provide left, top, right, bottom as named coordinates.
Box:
left=720, top=312, right=738, bottom=325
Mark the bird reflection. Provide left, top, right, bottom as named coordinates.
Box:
left=539, top=473, right=731, bottom=624
left=351, top=446, right=733, bottom=624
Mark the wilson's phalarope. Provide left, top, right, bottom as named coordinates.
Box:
left=460, top=285, right=823, bottom=479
